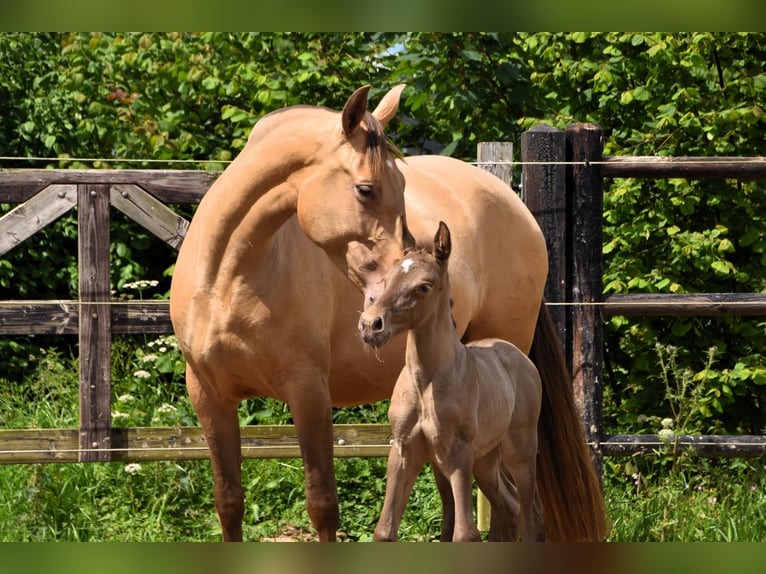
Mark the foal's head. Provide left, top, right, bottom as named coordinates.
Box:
left=358, top=221, right=452, bottom=349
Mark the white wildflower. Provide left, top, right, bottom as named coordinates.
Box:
left=658, top=428, right=675, bottom=443
left=660, top=417, right=674, bottom=429
left=122, top=279, right=159, bottom=291
left=156, top=403, right=177, bottom=414
left=142, top=354, right=159, bottom=363
left=133, top=369, right=152, bottom=379
left=148, top=335, right=180, bottom=352
left=124, top=463, right=143, bottom=475
left=112, top=411, right=130, bottom=420
left=117, top=394, right=135, bottom=403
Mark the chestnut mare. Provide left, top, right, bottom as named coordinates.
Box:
left=169, top=85, right=607, bottom=542
left=359, top=222, right=545, bottom=542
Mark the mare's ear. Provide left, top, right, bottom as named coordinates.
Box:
left=434, top=221, right=451, bottom=265
left=342, top=85, right=371, bottom=137
left=372, top=84, right=406, bottom=128
left=399, top=215, right=417, bottom=252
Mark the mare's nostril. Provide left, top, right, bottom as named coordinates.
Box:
left=368, top=295, right=376, bottom=305
left=372, top=317, right=384, bottom=332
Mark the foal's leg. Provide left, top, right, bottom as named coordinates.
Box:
left=442, top=441, right=482, bottom=542
left=474, top=451, right=520, bottom=541
left=503, top=435, right=545, bottom=542
left=288, top=384, right=339, bottom=542
left=187, top=369, right=244, bottom=541
left=432, top=465, right=455, bottom=541
left=374, top=441, right=425, bottom=541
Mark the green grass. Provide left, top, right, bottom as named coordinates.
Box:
left=604, top=454, right=766, bottom=542
left=1, top=340, right=765, bottom=542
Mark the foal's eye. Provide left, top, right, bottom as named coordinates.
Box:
left=355, top=184, right=374, bottom=199
left=418, top=283, right=431, bottom=294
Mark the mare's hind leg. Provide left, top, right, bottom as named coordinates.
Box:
left=288, top=383, right=339, bottom=542
left=432, top=465, right=455, bottom=541
left=474, top=450, right=520, bottom=541
left=187, top=368, right=244, bottom=541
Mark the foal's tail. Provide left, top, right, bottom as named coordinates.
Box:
left=529, top=301, right=609, bottom=541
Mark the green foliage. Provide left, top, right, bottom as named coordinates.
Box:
left=373, top=33, right=532, bottom=158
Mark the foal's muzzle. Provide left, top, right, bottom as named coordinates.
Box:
left=358, top=312, right=390, bottom=349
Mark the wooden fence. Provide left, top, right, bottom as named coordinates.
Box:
left=1, top=125, right=766, bottom=467
left=522, top=123, right=766, bottom=468
left=0, top=169, right=393, bottom=463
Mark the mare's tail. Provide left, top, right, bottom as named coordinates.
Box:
left=528, top=301, right=609, bottom=541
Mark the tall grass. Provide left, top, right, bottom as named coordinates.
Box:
left=0, top=338, right=764, bottom=541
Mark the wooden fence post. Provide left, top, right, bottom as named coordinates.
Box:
left=476, top=141, right=514, bottom=532
left=477, top=141, right=513, bottom=186
left=78, top=184, right=112, bottom=462
left=521, top=124, right=568, bottom=355
left=565, top=123, right=605, bottom=474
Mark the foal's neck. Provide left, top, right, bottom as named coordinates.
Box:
left=405, top=279, right=464, bottom=386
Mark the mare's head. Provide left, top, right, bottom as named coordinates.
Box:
left=358, top=221, right=452, bottom=349
left=292, top=85, right=415, bottom=304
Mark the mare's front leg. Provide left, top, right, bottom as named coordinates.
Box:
left=187, top=368, right=244, bottom=541
left=288, top=379, right=339, bottom=542
left=374, top=438, right=425, bottom=541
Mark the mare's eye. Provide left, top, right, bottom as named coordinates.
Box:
left=356, top=184, right=374, bottom=198
left=418, top=283, right=431, bottom=294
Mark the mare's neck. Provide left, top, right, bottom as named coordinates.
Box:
left=404, top=284, right=465, bottom=388
left=194, top=112, right=324, bottom=287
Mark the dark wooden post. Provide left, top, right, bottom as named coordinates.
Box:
left=565, top=123, right=605, bottom=471
left=521, top=124, right=568, bottom=353
left=78, top=184, right=112, bottom=462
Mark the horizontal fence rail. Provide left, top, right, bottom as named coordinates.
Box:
left=0, top=424, right=393, bottom=464
left=0, top=301, right=172, bottom=335
left=601, top=293, right=766, bottom=317
left=0, top=168, right=214, bottom=203
left=600, top=434, right=766, bottom=458
left=4, top=293, right=765, bottom=338
left=601, top=155, right=766, bottom=179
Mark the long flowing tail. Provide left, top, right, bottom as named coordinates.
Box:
left=529, top=301, right=609, bottom=541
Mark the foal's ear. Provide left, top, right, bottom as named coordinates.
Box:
left=342, top=85, right=371, bottom=137
left=434, top=221, right=451, bottom=265
left=372, top=84, right=406, bottom=128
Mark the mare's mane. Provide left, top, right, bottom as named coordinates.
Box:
left=258, top=105, right=401, bottom=178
